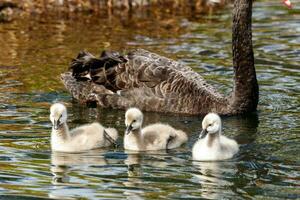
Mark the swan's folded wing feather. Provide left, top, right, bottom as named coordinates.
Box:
left=68, top=127, right=89, bottom=146
left=62, top=48, right=228, bottom=114
left=142, top=129, right=168, bottom=149
left=68, top=123, right=104, bottom=148
left=115, top=49, right=219, bottom=98
left=220, top=135, right=239, bottom=156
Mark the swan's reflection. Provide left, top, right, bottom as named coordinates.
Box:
left=122, top=150, right=174, bottom=199
left=192, top=160, right=237, bottom=199
left=124, top=149, right=170, bottom=179
left=189, top=113, right=258, bottom=199
left=50, top=149, right=109, bottom=186
left=224, top=113, right=259, bottom=145
left=49, top=150, right=113, bottom=199
left=124, top=149, right=170, bottom=167
left=123, top=151, right=143, bottom=199
left=122, top=149, right=188, bottom=200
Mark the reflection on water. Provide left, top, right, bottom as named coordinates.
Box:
left=51, top=150, right=109, bottom=186
left=0, top=0, right=300, bottom=199
left=193, top=161, right=237, bottom=199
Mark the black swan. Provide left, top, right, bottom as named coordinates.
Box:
left=61, top=0, right=258, bottom=115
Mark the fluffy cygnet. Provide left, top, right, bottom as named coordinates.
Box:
left=50, top=103, right=118, bottom=152
left=124, top=107, right=188, bottom=151
left=192, top=113, right=239, bottom=161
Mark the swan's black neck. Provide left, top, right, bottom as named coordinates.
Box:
left=231, top=0, right=258, bottom=114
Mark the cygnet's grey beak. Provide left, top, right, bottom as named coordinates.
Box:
left=125, top=124, right=133, bottom=135
left=199, top=129, right=208, bottom=139
left=53, top=117, right=62, bottom=130
left=53, top=120, right=59, bottom=130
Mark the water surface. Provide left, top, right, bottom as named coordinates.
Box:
left=0, top=0, right=299, bottom=199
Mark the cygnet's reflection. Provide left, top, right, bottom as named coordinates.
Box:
left=123, top=150, right=174, bottom=199
left=192, top=160, right=238, bottom=199
left=124, top=150, right=175, bottom=170
left=50, top=149, right=110, bottom=186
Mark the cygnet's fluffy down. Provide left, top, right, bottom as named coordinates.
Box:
left=192, top=113, right=239, bottom=161
left=124, top=107, right=188, bottom=151
left=50, top=103, right=118, bottom=152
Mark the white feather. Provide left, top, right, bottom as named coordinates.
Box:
left=124, top=108, right=188, bottom=151
left=50, top=103, right=118, bottom=152
left=192, top=113, right=239, bottom=161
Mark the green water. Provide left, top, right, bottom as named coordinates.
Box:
left=0, top=0, right=299, bottom=199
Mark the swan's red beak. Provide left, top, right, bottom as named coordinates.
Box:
left=283, top=0, right=292, bottom=8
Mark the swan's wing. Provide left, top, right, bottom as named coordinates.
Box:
left=141, top=124, right=174, bottom=149
left=115, top=49, right=227, bottom=114
left=167, top=129, right=188, bottom=149
left=142, top=130, right=168, bottom=150
left=115, top=49, right=214, bottom=94
left=166, top=135, right=176, bottom=149
left=142, top=123, right=187, bottom=149
left=69, top=123, right=103, bottom=147
left=61, top=49, right=227, bottom=114
left=68, top=127, right=89, bottom=146
left=220, top=135, right=239, bottom=155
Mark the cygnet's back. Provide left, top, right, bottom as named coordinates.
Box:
left=63, top=123, right=117, bottom=151
left=142, top=123, right=188, bottom=150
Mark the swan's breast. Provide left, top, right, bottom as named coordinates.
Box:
left=124, top=134, right=141, bottom=151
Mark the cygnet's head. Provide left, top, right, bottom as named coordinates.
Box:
left=50, top=103, right=67, bottom=130
left=199, top=113, right=221, bottom=139
left=125, top=108, right=143, bottom=134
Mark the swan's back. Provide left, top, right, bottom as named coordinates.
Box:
left=104, top=127, right=118, bottom=142
left=61, top=49, right=228, bottom=115
left=142, top=123, right=187, bottom=150
left=219, top=135, right=239, bottom=158
left=66, top=123, right=105, bottom=150
left=58, top=122, right=117, bottom=152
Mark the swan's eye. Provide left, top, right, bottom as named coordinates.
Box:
left=57, top=115, right=62, bottom=123
left=208, top=123, right=212, bottom=127
left=133, top=120, right=136, bottom=123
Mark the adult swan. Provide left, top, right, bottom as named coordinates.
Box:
left=61, top=0, right=258, bottom=115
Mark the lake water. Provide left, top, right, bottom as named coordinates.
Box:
left=0, top=0, right=299, bottom=199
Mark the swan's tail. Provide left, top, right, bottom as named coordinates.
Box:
left=70, top=51, right=95, bottom=80
left=0, top=2, right=17, bottom=12
left=105, top=127, right=118, bottom=141
left=168, top=130, right=188, bottom=149
left=70, top=50, right=127, bottom=82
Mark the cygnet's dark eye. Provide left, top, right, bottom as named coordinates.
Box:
left=58, top=115, right=62, bottom=123
left=133, top=120, right=136, bottom=123
left=208, top=123, right=212, bottom=127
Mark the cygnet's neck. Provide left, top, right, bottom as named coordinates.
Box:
left=205, top=131, right=221, bottom=148
left=128, top=128, right=144, bottom=148
left=129, top=128, right=142, bottom=139
left=52, top=123, right=70, bottom=141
